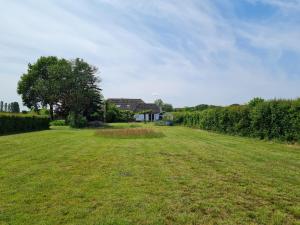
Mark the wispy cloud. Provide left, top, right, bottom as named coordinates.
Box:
left=0, top=0, right=299, bottom=107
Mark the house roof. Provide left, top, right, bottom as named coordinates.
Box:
left=107, top=98, right=161, bottom=114
left=107, top=98, right=144, bottom=111
left=135, top=103, right=161, bottom=114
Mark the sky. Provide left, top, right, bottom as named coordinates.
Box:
left=0, top=0, right=300, bottom=108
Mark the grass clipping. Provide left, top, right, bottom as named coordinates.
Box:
left=95, top=128, right=164, bottom=139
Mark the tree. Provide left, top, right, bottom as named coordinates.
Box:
left=4, top=103, right=7, bottom=112
left=162, top=103, right=173, bottom=112
left=59, top=58, right=102, bottom=125
left=155, top=99, right=173, bottom=112
left=18, top=56, right=102, bottom=123
left=17, top=56, right=67, bottom=119
left=10, top=102, right=20, bottom=113
left=154, top=99, right=164, bottom=109
left=0, top=101, right=3, bottom=112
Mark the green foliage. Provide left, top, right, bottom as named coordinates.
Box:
left=154, top=99, right=173, bottom=112
left=67, top=112, right=87, bottom=128
left=50, top=120, right=66, bottom=126
left=0, top=101, right=20, bottom=113
left=105, top=102, right=134, bottom=123
left=174, top=98, right=300, bottom=142
left=17, top=56, right=103, bottom=121
left=38, top=107, right=50, bottom=116
left=0, top=113, right=50, bottom=135
left=174, top=104, right=219, bottom=112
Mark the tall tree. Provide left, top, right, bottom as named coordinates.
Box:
left=0, top=101, right=3, bottom=112
left=10, top=102, right=20, bottom=113
left=17, top=56, right=71, bottom=119
left=61, top=58, right=102, bottom=119
left=18, top=56, right=103, bottom=124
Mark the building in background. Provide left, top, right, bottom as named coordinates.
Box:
left=107, top=98, right=162, bottom=121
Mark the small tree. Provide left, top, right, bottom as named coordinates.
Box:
left=155, top=99, right=173, bottom=112
left=10, top=102, right=20, bottom=113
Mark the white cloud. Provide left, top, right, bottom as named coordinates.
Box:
left=0, top=0, right=299, bottom=108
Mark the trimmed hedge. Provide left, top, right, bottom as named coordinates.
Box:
left=173, top=98, right=300, bottom=142
left=0, top=113, right=50, bottom=135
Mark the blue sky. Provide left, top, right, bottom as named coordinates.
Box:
left=0, top=0, right=300, bottom=107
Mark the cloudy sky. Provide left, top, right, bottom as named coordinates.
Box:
left=0, top=0, right=300, bottom=107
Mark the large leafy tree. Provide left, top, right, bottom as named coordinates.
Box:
left=18, top=56, right=102, bottom=122
left=56, top=58, right=103, bottom=119
left=17, top=56, right=69, bottom=119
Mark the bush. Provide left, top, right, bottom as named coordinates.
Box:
left=50, top=120, right=66, bottom=126
left=68, top=113, right=87, bottom=128
left=173, top=98, right=300, bottom=142
left=105, top=103, right=134, bottom=123
left=0, top=113, right=50, bottom=135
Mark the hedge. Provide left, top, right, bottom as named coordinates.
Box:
left=0, top=113, right=50, bottom=135
left=173, top=98, right=300, bottom=142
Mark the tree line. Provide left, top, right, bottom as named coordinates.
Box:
left=17, top=56, right=103, bottom=127
left=0, top=101, right=20, bottom=113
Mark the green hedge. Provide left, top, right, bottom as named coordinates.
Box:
left=173, top=98, right=300, bottom=142
left=0, top=113, right=50, bottom=135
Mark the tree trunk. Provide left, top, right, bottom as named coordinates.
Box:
left=50, top=104, right=54, bottom=120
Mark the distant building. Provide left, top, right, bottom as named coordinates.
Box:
left=107, top=98, right=162, bottom=121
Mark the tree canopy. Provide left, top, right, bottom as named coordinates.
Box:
left=17, top=56, right=103, bottom=123
left=154, top=99, right=173, bottom=112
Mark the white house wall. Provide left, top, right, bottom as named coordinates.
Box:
left=134, top=114, right=160, bottom=121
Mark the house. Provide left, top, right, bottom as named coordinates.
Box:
left=107, top=98, right=162, bottom=121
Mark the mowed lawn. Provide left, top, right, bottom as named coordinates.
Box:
left=0, top=124, right=299, bottom=225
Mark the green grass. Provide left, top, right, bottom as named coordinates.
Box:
left=0, top=123, right=299, bottom=225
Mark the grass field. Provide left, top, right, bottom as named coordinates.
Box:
left=0, top=123, right=299, bottom=225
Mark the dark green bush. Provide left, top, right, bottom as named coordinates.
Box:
left=68, top=113, right=87, bottom=128
left=0, top=113, right=50, bottom=135
left=174, top=98, right=300, bottom=142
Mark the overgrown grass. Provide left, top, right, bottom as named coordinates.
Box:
left=95, top=128, right=164, bottom=139
left=0, top=123, right=299, bottom=224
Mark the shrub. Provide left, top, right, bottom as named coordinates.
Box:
left=67, top=113, right=87, bottom=128
left=50, top=120, right=66, bottom=126
left=0, top=113, right=50, bottom=135
left=105, top=102, right=135, bottom=123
